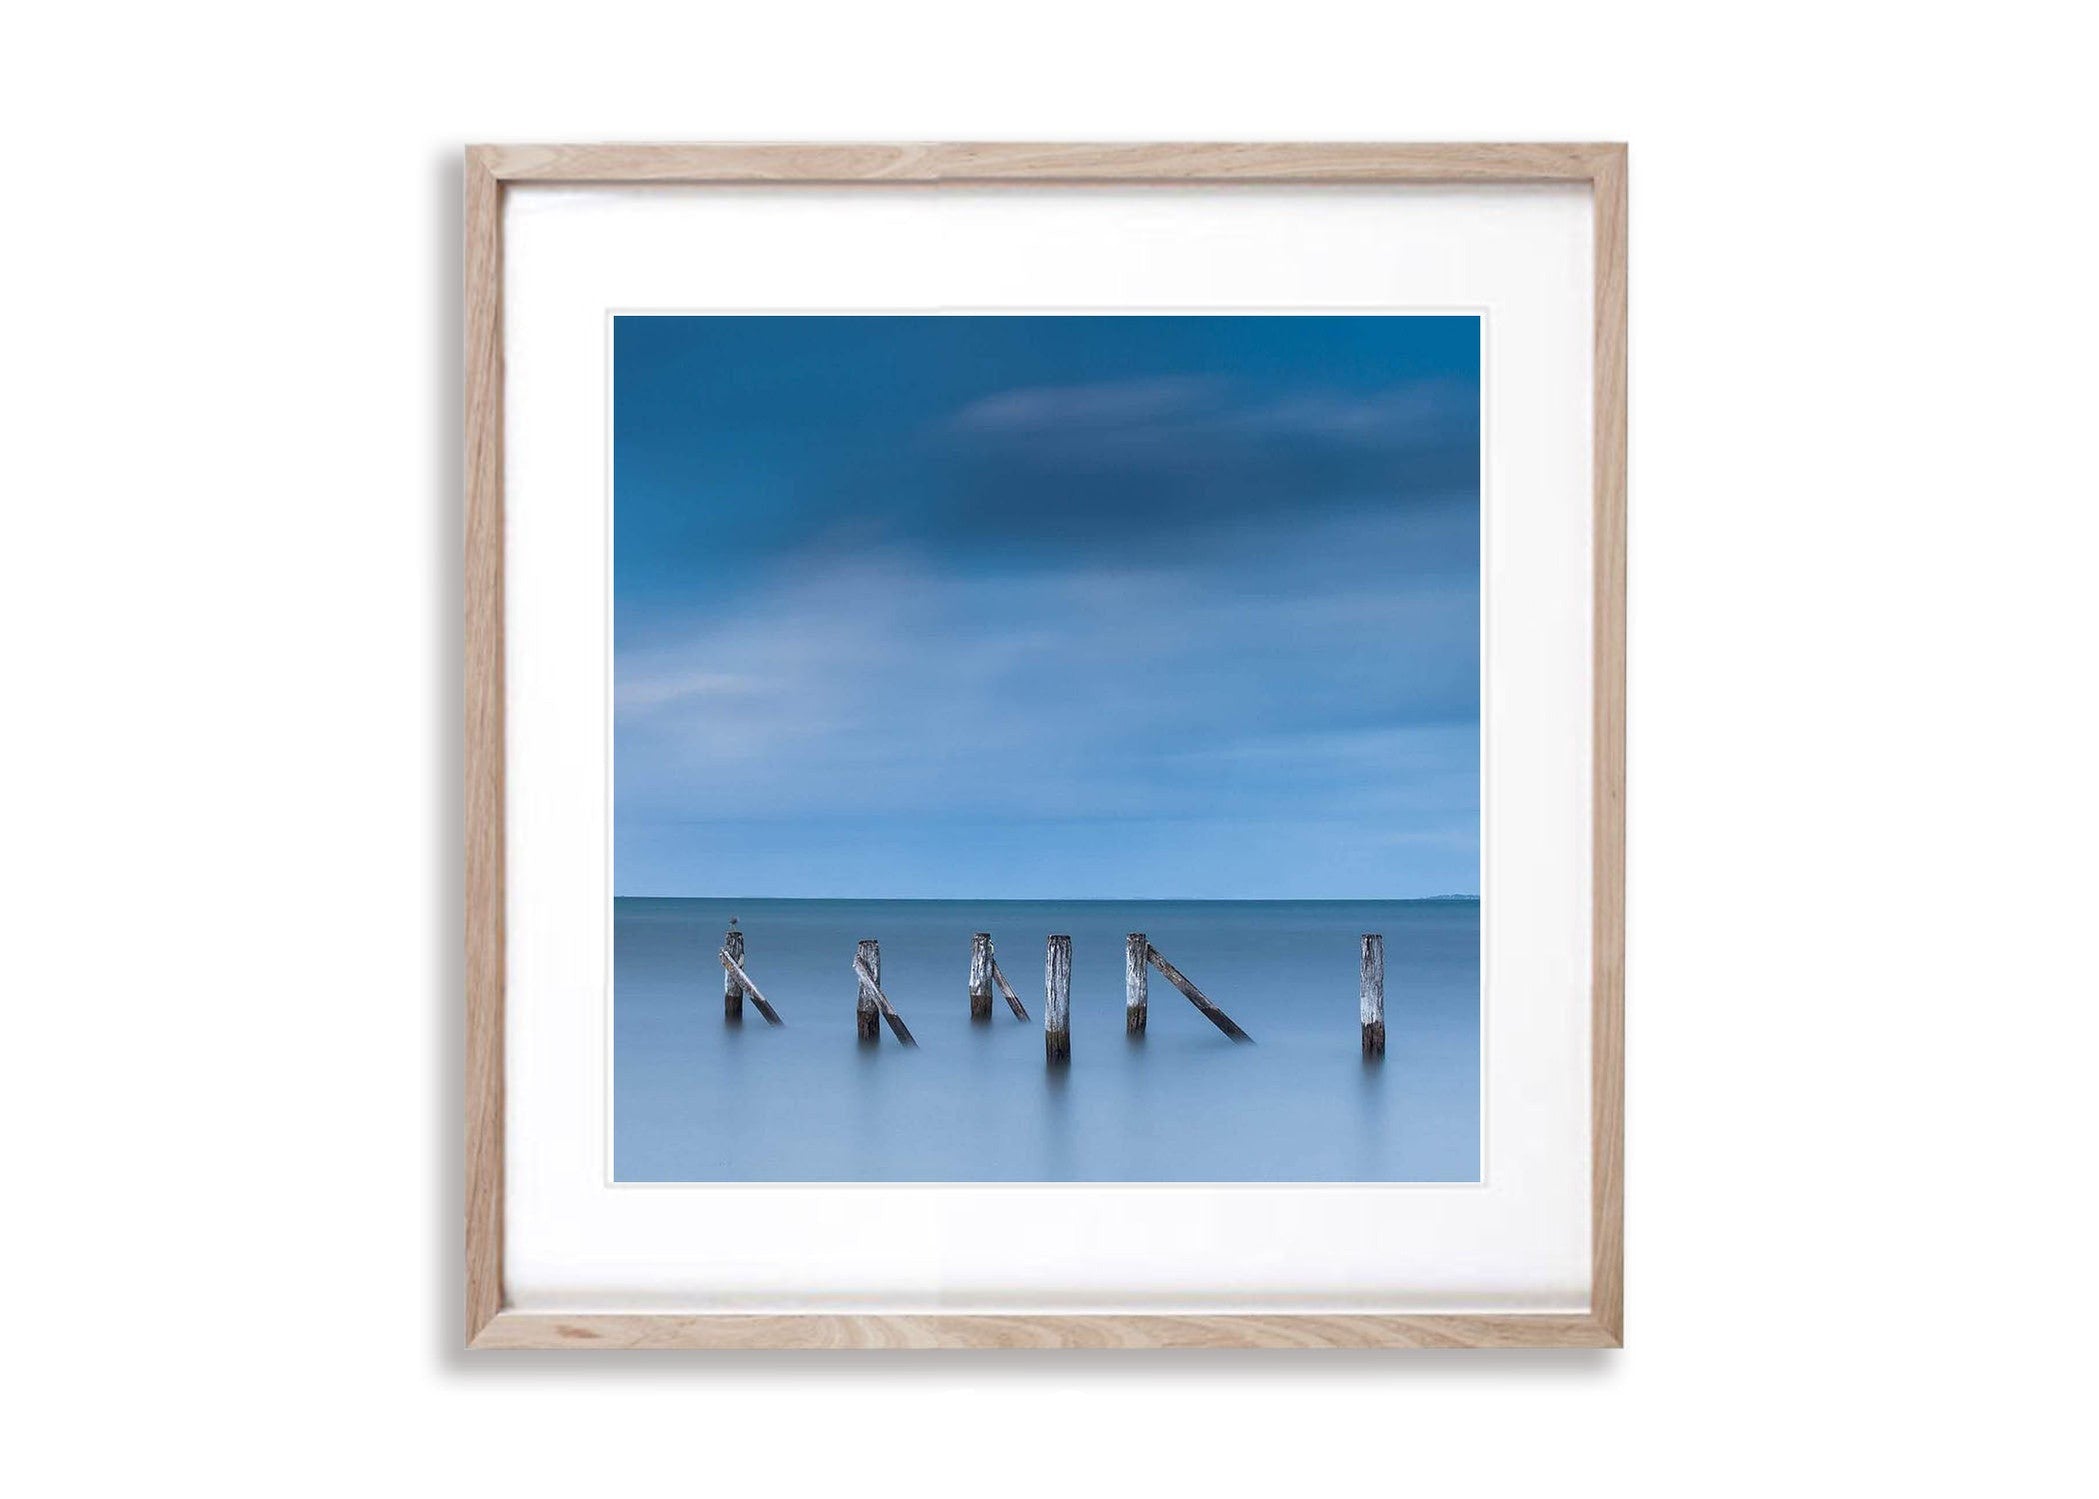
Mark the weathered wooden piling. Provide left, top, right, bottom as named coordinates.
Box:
left=722, top=922, right=745, bottom=1021
left=851, top=950, right=918, bottom=1046
left=1044, top=935, right=1072, bottom=1064
left=716, top=946, right=784, bottom=1026
left=1360, top=933, right=1386, bottom=1058
left=1125, top=933, right=1148, bottom=1035
left=855, top=939, right=882, bottom=1042
left=968, top=933, right=994, bottom=1020
left=1145, top=943, right=1253, bottom=1043
left=988, top=946, right=1029, bottom=1020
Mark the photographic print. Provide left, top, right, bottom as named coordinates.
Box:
left=613, top=313, right=1481, bottom=1183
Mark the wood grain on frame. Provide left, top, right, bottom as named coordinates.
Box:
left=463, top=142, right=1628, bottom=1350
left=463, top=146, right=505, bottom=1343
left=1589, top=147, right=1629, bottom=1345
left=476, top=140, right=1620, bottom=184
left=473, top=1313, right=1622, bottom=1351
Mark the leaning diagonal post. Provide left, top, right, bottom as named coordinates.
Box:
left=1145, top=944, right=1253, bottom=1043
left=852, top=954, right=918, bottom=1047
left=988, top=950, right=1028, bottom=1020
left=716, top=948, right=784, bottom=1027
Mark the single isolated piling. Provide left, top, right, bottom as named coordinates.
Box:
left=1125, top=933, right=1149, bottom=1035
left=855, top=939, right=882, bottom=1042
left=1044, top=935, right=1072, bottom=1064
left=1360, top=933, right=1386, bottom=1058
left=722, top=923, right=745, bottom=1021
left=968, top=933, right=994, bottom=1020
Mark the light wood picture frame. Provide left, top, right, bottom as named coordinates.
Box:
left=465, top=142, right=1626, bottom=1350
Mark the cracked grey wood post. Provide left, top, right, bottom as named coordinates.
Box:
left=1125, top=933, right=1148, bottom=1035
left=968, top=933, right=993, bottom=1020
left=1044, top=935, right=1072, bottom=1064
left=722, top=923, right=745, bottom=1021
left=856, top=939, right=881, bottom=1042
left=1361, top=933, right=1385, bottom=1058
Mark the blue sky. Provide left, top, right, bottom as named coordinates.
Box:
left=614, top=315, right=1479, bottom=899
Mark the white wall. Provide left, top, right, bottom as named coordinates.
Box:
left=3, top=3, right=2092, bottom=1494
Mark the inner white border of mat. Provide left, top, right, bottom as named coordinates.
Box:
left=502, top=183, right=1592, bottom=1312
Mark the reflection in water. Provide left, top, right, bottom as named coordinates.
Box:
left=1040, top=1062, right=1073, bottom=1180
left=1355, top=1052, right=1391, bottom=1180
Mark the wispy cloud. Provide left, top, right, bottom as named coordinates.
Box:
left=616, top=670, right=758, bottom=712
left=947, top=376, right=1224, bottom=434
left=616, top=509, right=1477, bottom=836
left=946, top=375, right=1475, bottom=452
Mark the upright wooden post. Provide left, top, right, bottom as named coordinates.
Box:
left=722, top=922, right=745, bottom=1021
left=856, top=939, right=881, bottom=1042
left=1044, top=935, right=1072, bottom=1064
left=1125, top=933, right=1148, bottom=1034
left=1360, top=933, right=1385, bottom=1058
left=968, top=933, right=993, bottom=1020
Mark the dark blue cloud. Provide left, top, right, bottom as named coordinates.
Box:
left=931, top=372, right=1478, bottom=556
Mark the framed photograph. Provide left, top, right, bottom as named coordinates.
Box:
left=466, top=143, right=1625, bottom=1349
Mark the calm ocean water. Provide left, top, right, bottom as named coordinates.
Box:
left=614, top=897, right=1480, bottom=1182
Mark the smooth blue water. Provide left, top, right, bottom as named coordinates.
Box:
left=614, top=898, right=1479, bottom=1182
